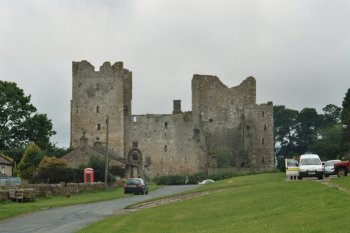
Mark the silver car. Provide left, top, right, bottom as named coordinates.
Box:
left=323, top=160, right=341, bottom=177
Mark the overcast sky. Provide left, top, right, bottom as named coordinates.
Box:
left=1, top=0, right=349, bottom=148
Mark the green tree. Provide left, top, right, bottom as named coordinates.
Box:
left=310, top=124, right=343, bottom=160
left=273, top=105, right=299, bottom=168
left=0, top=81, right=56, bottom=152
left=294, top=108, right=321, bottom=154
left=322, top=104, right=341, bottom=126
left=341, top=88, right=350, bottom=155
left=18, top=144, right=45, bottom=180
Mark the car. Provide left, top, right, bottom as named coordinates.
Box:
left=298, top=154, right=324, bottom=180
left=323, top=160, right=341, bottom=177
left=199, top=179, right=215, bottom=184
left=124, top=178, right=148, bottom=195
left=285, top=158, right=299, bottom=180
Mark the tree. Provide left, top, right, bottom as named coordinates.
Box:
left=341, top=88, right=350, bottom=125
left=294, top=108, right=321, bottom=154
left=0, top=81, right=56, bottom=152
left=322, top=104, right=341, bottom=126
left=273, top=105, right=299, bottom=168
left=309, top=124, right=343, bottom=160
left=18, top=144, right=45, bottom=180
left=341, top=88, right=350, bottom=155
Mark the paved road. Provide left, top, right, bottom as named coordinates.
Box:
left=0, top=185, right=198, bottom=233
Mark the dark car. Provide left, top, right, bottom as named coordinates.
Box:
left=124, top=178, right=148, bottom=195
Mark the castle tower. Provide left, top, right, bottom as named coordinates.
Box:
left=70, top=61, right=132, bottom=156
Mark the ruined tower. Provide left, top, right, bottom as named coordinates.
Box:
left=70, top=61, right=132, bottom=156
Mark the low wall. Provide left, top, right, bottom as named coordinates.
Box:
left=0, top=182, right=105, bottom=202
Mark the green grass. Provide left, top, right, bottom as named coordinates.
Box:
left=78, top=173, right=350, bottom=233
left=329, top=175, right=350, bottom=189
left=0, top=183, right=159, bottom=220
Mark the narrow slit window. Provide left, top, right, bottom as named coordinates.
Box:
left=164, top=122, right=168, bottom=128
left=96, top=106, right=100, bottom=113
left=97, top=124, right=101, bottom=130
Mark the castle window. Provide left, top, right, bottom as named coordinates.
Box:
left=96, top=137, right=100, bottom=141
left=185, top=157, right=187, bottom=163
left=133, top=116, right=137, bottom=123
left=132, top=141, right=138, bottom=148
left=165, top=133, right=167, bottom=137
left=97, top=124, right=101, bottom=130
left=246, top=125, right=250, bottom=130
left=132, top=154, right=138, bottom=161
left=164, top=122, right=168, bottom=128
left=264, top=124, right=267, bottom=131
left=96, top=106, right=100, bottom=113
left=96, top=83, right=100, bottom=90
left=124, top=106, right=129, bottom=115
left=262, top=157, right=265, bottom=163
left=262, top=111, right=265, bottom=117
left=209, top=118, right=213, bottom=122
left=262, top=138, right=265, bottom=145
left=164, top=145, right=167, bottom=152
left=160, top=158, right=163, bottom=164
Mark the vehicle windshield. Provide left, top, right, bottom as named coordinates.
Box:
left=300, top=158, right=321, bottom=165
left=126, top=179, right=141, bottom=185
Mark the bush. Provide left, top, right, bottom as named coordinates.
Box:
left=153, top=170, right=279, bottom=185
left=18, top=144, right=45, bottom=180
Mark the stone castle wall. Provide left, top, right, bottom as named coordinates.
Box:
left=124, top=112, right=207, bottom=177
left=71, top=61, right=132, bottom=156
left=70, top=61, right=274, bottom=178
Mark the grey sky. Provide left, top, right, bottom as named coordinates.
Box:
left=1, top=0, right=349, bottom=148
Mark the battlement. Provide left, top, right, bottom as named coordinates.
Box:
left=72, top=60, right=128, bottom=77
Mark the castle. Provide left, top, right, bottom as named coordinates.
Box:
left=69, top=61, right=274, bottom=178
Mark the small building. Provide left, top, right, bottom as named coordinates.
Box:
left=0, top=154, right=14, bottom=177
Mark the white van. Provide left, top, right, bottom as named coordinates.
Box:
left=298, top=154, right=323, bottom=180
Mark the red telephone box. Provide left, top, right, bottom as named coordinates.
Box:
left=84, top=168, right=94, bottom=183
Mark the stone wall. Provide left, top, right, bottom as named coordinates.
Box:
left=71, top=61, right=132, bottom=156
left=124, top=112, right=207, bottom=178
left=0, top=182, right=105, bottom=202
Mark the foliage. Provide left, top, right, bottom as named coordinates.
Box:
left=341, top=88, right=350, bottom=154
left=274, top=104, right=343, bottom=170
left=0, top=81, right=56, bottom=152
left=38, top=156, right=68, bottom=170
left=341, top=88, right=350, bottom=125
left=17, top=144, right=45, bottom=180
left=309, top=124, right=343, bottom=160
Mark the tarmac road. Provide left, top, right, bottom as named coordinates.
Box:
left=0, top=185, right=198, bottom=233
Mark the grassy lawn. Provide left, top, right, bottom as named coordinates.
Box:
left=0, top=183, right=159, bottom=220
left=79, top=173, right=350, bottom=233
left=329, top=175, right=350, bottom=189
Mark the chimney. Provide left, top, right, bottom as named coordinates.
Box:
left=173, top=100, right=182, bottom=114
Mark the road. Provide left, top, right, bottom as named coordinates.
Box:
left=0, top=185, right=198, bottom=233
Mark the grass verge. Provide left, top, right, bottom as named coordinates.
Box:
left=79, top=173, right=350, bottom=233
left=0, top=183, right=159, bottom=221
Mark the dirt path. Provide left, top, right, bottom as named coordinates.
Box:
left=316, top=180, right=350, bottom=193
left=120, top=189, right=223, bottom=214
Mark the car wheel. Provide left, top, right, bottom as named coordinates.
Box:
left=298, top=176, right=302, bottom=180
left=336, top=168, right=348, bottom=177
left=318, top=176, right=323, bottom=180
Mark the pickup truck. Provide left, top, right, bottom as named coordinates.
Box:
left=334, top=160, right=350, bottom=177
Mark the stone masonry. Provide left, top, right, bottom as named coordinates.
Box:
left=70, top=61, right=274, bottom=178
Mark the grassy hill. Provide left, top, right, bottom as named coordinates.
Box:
left=79, top=173, right=350, bottom=233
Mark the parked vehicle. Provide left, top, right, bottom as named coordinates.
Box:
left=323, top=160, right=341, bottom=177
left=199, top=179, right=215, bottom=184
left=285, top=159, right=299, bottom=180
left=334, top=160, right=350, bottom=177
left=298, top=154, right=323, bottom=180
left=124, top=178, right=148, bottom=195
